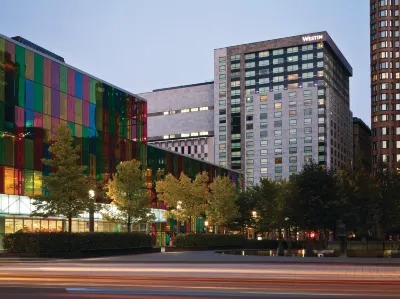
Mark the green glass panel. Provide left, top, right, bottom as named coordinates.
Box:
left=96, top=133, right=103, bottom=180
left=0, top=137, right=4, bottom=165
left=34, top=54, right=43, bottom=84
left=121, top=117, right=127, bottom=139
left=0, top=38, right=4, bottom=102
left=34, top=83, right=43, bottom=112
left=24, top=139, right=34, bottom=170
left=4, top=136, right=14, bottom=167
left=89, top=78, right=96, bottom=104
left=18, top=77, right=25, bottom=107
left=68, top=121, right=75, bottom=137
left=24, top=169, right=34, bottom=197
left=82, top=126, right=89, bottom=138
left=60, top=65, right=67, bottom=93
left=15, top=45, right=25, bottom=78
left=0, top=101, right=4, bottom=131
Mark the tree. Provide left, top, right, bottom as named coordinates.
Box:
left=32, top=124, right=90, bottom=233
left=157, top=172, right=209, bottom=233
left=106, top=159, right=154, bottom=232
left=227, top=190, right=255, bottom=233
left=208, top=176, right=239, bottom=233
left=291, top=162, right=342, bottom=245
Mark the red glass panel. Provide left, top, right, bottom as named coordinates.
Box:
left=33, top=133, right=43, bottom=171
left=5, top=40, right=15, bottom=63
left=34, top=112, right=43, bottom=128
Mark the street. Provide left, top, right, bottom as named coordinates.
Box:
left=0, top=254, right=400, bottom=298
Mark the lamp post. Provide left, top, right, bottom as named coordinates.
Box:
left=204, top=220, right=209, bottom=234
left=89, top=189, right=95, bottom=232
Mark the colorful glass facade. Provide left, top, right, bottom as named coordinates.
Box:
left=0, top=34, right=242, bottom=247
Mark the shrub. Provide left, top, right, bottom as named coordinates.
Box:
left=346, top=249, right=384, bottom=258
left=173, top=234, right=246, bottom=248
left=3, top=232, right=152, bottom=253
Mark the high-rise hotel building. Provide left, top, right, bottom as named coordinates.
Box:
left=213, top=32, right=353, bottom=185
left=370, top=0, right=400, bottom=170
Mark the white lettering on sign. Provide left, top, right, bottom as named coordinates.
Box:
left=302, top=35, right=324, bottom=42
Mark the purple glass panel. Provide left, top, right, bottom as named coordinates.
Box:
left=51, top=89, right=60, bottom=118
left=68, top=68, right=75, bottom=97
left=67, top=95, right=75, bottom=122
left=82, top=74, right=90, bottom=101
left=51, top=61, right=60, bottom=91
left=82, top=100, right=89, bottom=127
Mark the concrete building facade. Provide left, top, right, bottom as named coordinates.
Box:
left=213, top=32, right=353, bottom=186
left=139, top=82, right=215, bottom=162
left=353, top=117, right=372, bottom=171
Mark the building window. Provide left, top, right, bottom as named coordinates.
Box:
left=260, top=122, right=268, bottom=129
left=289, top=166, right=297, bottom=173
left=289, top=147, right=297, bottom=154
left=274, top=139, right=282, bottom=146
left=219, top=144, right=226, bottom=150
left=304, top=136, right=312, bottom=143
left=275, top=148, right=282, bottom=155
left=246, top=150, right=254, bottom=157
left=289, top=101, right=296, bottom=108
left=219, top=65, right=226, bottom=72
left=274, top=102, right=282, bottom=109
left=274, top=130, right=282, bottom=136
left=274, top=93, right=282, bottom=100
left=289, top=119, right=297, bottom=126
left=274, top=112, right=282, bottom=118
left=260, top=113, right=268, bottom=120
left=261, top=149, right=268, bottom=156
left=246, top=141, right=254, bottom=147
left=289, top=128, right=297, bottom=136
left=261, top=140, right=268, bottom=147
left=219, top=152, right=226, bottom=158
left=246, top=123, right=253, bottom=130
left=261, top=158, right=268, bottom=165
left=275, top=157, right=282, bottom=164
left=219, top=135, right=226, bottom=141
left=246, top=132, right=254, bottom=139
left=275, top=166, right=282, bottom=173
left=304, top=146, right=312, bottom=153
left=219, top=109, right=226, bottom=115
left=219, top=117, right=226, bottom=124
left=219, top=100, right=226, bottom=106
left=260, top=95, right=267, bottom=102
left=219, top=74, right=226, bottom=80
left=289, top=138, right=297, bottom=145
left=274, top=120, right=282, bottom=127
left=219, top=126, right=226, bottom=132
left=219, top=57, right=226, bottom=63
left=289, top=110, right=297, bottom=117
left=289, top=156, right=297, bottom=163
left=304, top=118, right=312, bottom=125
left=261, top=167, right=268, bottom=174
left=247, top=159, right=254, bottom=165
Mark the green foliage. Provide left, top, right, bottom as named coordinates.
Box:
left=173, top=234, right=245, bottom=248
left=3, top=232, right=152, bottom=253
left=32, top=124, right=90, bottom=232
left=157, top=172, right=209, bottom=224
left=208, top=176, right=239, bottom=230
left=106, top=160, right=154, bottom=232
left=227, top=191, right=255, bottom=232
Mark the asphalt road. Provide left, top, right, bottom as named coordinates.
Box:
left=0, top=260, right=400, bottom=298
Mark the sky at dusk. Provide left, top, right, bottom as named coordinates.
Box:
left=0, top=0, right=370, bottom=125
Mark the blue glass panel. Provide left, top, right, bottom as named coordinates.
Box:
left=89, top=103, right=96, bottom=129
left=25, top=109, right=34, bottom=127
left=25, top=79, right=34, bottom=110
left=75, top=71, right=83, bottom=99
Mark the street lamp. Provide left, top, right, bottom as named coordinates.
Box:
left=252, top=211, right=257, bottom=217
left=204, top=220, right=209, bottom=234
left=88, top=190, right=95, bottom=232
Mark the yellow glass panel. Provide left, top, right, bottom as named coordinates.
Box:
left=75, top=124, right=82, bottom=138
left=25, top=50, right=34, bottom=80
left=43, top=86, right=51, bottom=116
left=33, top=171, right=42, bottom=196
left=75, top=98, right=82, bottom=125
left=5, top=167, right=14, bottom=195
left=43, top=115, right=51, bottom=142
left=60, top=92, right=67, bottom=120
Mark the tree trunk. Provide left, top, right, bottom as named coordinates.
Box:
left=127, top=216, right=132, bottom=233
left=89, top=207, right=95, bottom=232
left=68, top=216, right=72, bottom=233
